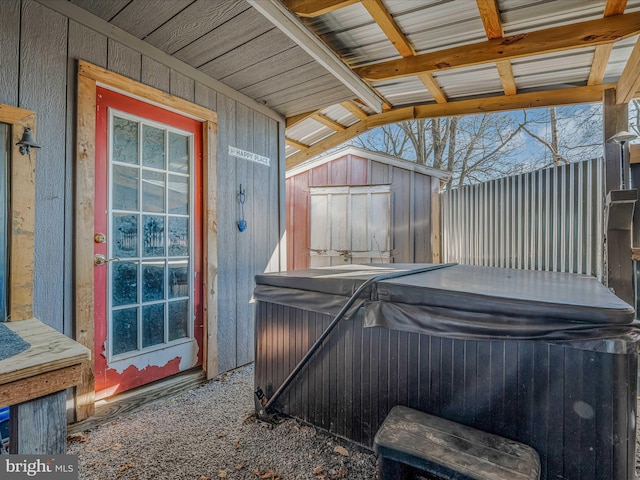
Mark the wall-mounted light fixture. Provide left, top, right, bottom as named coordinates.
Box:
left=607, top=130, right=637, bottom=190
left=16, top=127, right=41, bottom=156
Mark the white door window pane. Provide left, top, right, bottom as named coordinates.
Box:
left=168, top=175, right=189, bottom=215
left=142, top=125, right=165, bottom=169
left=112, top=165, right=139, bottom=211
left=113, top=117, right=139, bottom=165
left=168, top=132, right=189, bottom=173
left=113, top=213, right=138, bottom=258
left=142, top=170, right=166, bottom=213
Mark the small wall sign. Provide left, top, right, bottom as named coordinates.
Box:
left=228, top=146, right=270, bottom=167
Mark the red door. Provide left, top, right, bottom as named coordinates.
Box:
left=94, top=87, right=203, bottom=399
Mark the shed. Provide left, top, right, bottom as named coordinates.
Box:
left=286, top=147, right=449, bottom=270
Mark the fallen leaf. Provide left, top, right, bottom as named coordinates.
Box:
left=118, top=462, right=133, bottom=473
left=235, top=441, right=242, bottom=449
left=112, top=443, right=122, bottom=451
left=217, top=433, right=227, bottom=438
left=198, top=476, right=211, bottom=480
left=218, top=470, right=228, bottom=478
left=313, top=466, right=324, bottom=475
left=66, top=434, right=88, bottom=443
left=251, top=469, right=280, bottom=479
left=330, top=466, right=348, bottom=479
left=334, top=445, right=349, bottom=457
left=235, top=465, right=245, bottom=471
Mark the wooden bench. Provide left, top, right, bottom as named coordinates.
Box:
left=374, top=406, right=540, bottom=480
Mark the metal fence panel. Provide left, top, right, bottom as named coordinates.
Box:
left=441, top=158, right=603, bottom=279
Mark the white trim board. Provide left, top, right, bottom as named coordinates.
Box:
left=38, top=0, right=285, bottom=124
left=286, top=146, right=451, bottom=180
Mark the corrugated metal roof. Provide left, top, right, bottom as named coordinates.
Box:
left=374, top=77, right=436, bottom=105
left=68, top=0, right=640, bottom=164
left=511, top=48, right=595, bottom=90
left=500, top=0, right=607, bottom=34
left=432, top=65, right=504, bottom=99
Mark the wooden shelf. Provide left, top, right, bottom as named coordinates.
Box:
left=0, top=319, right=90, bottom=405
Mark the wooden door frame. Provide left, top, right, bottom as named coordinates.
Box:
left=75, top=60, right=218, bottom=420
left=0, top=104, right=37, bottom=321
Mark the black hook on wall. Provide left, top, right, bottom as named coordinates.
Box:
left=237, top=184, right=247, bottom=232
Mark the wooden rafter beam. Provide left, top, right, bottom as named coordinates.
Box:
left=616, top=36, right=640, bottom=104
left=476, top=0, right=517, bottom=96
left=362, top=0, right=415, bottom=57
left=283, top=0, right=359, bottom=17
left=476, top=0, right=503, bottom=38
left=588, top=0, right=627, bottom=85
left=495, top=61, right=517, bottom=95
left=604, top=0, right=628, bottom=16
left=354, top=12, right=640, bottom=81
left=311, top=112, right=346, bottom=131
left=286, top=83, right=613, bottom=169
left=340, top=101, right=369, bottom=120
left=363, top=0, right=447, bottom=103
left=285, top=137, right=310, bottom=150
left=286, top=110, right=316, bottom=128
left=589, top=44, right=614, bottom=86
left=417, top=74, right=448, bottom=103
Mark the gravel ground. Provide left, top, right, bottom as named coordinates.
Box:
left=67, top=364, right=640, bottom=479
left=68, top=365, right=378, bottom=480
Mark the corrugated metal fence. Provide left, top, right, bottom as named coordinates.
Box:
left=441, top=158, right=603, bottom=279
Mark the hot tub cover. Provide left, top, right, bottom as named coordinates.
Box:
left=254, top=264, right=638, bottom=342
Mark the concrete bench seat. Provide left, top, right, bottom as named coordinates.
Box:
left=374, top=406, right=540, bottom=480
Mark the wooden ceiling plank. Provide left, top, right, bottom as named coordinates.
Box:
left=311, top=112, right=347, bottom=131
left=361, top=0, right=448, bottom=103
left=476, top=0, right=517, bottom=95
left=286, top=110, right=317, bottom=128
left=285, top=137, right=310, bottom=150
left=616, top=36, right=640, bottom=104
left=283, top=0, right=359, bottom=17
left=417, top=74, right=448, bottom=103
left=588, top=0, right=627, bottom=85
left=588, top=44, right=614, bottom=85
left=495, top=60, right=517, bottom=95
left=476, top=0, right=503, bottom=39
left=362, top=0, right=416, bottom=57
left=286, top=84, right=613, bottom=168
left=340, top=101, right=369, bottom=120
left=354, top=12, right=640, bottom=81
left=604, top=0, right=628, bottom=16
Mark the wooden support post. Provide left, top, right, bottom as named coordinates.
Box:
left=604, top=189, right=637, bottom=306
left=10, top=392, right=67, bottom=454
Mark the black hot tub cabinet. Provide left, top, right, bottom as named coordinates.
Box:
left=254, top=264, right=639, bottom=480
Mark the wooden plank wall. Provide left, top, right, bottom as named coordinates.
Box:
left=0, top=0, right=283, bottom=375
left=287, top=152, right=434, bottom=270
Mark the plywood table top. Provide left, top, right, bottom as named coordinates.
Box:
left=0, top=318, right=90, bottom=394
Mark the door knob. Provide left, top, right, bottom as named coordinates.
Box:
left=94, top=254, right=120, bottom=266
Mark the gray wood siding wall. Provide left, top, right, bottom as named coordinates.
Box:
left=0, top=0, right=283, bottom=374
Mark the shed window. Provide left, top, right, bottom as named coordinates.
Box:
left=0, top=123, right=8, bottom=321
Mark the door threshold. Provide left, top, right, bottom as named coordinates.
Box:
left=68, top=368, right=206, bottom=435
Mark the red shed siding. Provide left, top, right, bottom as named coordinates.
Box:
left=287, top=152, right=436, bottom=270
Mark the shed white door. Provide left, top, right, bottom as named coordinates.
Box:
left=309, top=185, right=391, bottom=266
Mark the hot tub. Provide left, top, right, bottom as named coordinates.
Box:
left=254, top=264, right=639, bottom=480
